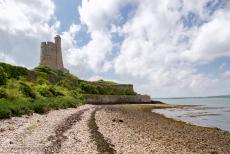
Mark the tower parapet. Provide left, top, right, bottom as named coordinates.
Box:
left=39, top=35, right=68, bottom=72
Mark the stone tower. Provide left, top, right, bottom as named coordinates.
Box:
left=40, top=35, right=67, bottom=72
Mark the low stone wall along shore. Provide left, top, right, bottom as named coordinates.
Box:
left=83, top=94, right=151, bottom=104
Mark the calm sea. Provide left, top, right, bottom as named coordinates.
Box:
left=154, top=97, right=230, bottom=132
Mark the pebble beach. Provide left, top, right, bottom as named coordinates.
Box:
left=0, top=104, right=230, bottom=154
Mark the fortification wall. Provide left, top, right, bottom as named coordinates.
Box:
left=111, top=84, right=134, bottom=92
left=83, top=94, right=151, bottom=104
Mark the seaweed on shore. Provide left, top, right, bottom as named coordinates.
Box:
left=88, top=108, right=116, bottom=154
left=44, top=108, right=88, bottom=154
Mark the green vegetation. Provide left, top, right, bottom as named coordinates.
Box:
left=0, top=62, right=137, bottom=119
left=19, top=82, right=36, bottom=99
left=0, top=64, right=83, bottom=119
left=0, top=66, right=7, bottom=85
left=0, top=62, right=28, bottom=79
left=79, top=80, right=137, bottom=95
left=0, top=97, right=81, bottom=119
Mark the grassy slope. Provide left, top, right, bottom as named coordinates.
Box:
left=0, top=62, right=137, bottom=119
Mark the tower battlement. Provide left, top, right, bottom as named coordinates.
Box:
left=40, top=35, right=68, bottom=72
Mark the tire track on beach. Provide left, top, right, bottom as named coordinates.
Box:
left=88, top=107, right=116, bottom=154
left=44, top=108, right=89, bottom=154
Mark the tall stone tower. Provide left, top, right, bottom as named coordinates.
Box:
left=40, top=35, right=68, bottom=72
left=54, top=35, right=64, bottom=70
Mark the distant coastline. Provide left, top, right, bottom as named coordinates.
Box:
left=154, top=95, right=230, bottom=99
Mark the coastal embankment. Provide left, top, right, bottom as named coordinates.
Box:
left=0, top=104, right=230, bottom=153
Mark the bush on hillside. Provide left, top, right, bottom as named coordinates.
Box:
left=49, top=86, right=65, bottom=96
left=94, top=79, right=117, bottom=85
left=32, top=102, right=49, bottom=114
left=19, top=82, right=36, bottom=99
left=0, top=88, right=8, bottom=99
left=80, top=82, right=99, bottom=94
left=79, top=80, right=138, bottom=95
left=36, top=84, right=53, bottom=97
left=69, top=90, right=83, bottom=100
left=0, top=97, right=83, bottom=119
left=34, top=66, right=57, bottom=75
left=36, top=77, right=49, bottom=85
left=36, top=84, right=64, bottom=97
left=0, top=107, right=11, bottom=118
left=0, top=66, right=7, bottom=85
left=0, top=62, right=28, bottom=79
left=57, top=79, right=78, bottom=90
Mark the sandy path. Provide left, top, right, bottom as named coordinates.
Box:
left=58, top=106, right=97, bottom=154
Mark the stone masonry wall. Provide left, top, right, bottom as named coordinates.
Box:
left=40, top=35, right=64, bottom=71
left=83, top=94, right=151, bottom=104
left=111, top=84, right=134, bottom=92
left=55, top=35, right=64, bottom=70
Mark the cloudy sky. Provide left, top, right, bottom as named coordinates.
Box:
left=0, top=0, right=230, bottom=97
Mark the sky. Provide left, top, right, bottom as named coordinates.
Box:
left=0, top=0, right=230, bottom=98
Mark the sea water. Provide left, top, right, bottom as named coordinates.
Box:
left=154, top=97, right=230, bottom=132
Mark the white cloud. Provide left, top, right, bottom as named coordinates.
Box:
left=115, top=0, right=184, bottom=76
left=0, top=0, right=58, bottom=68
left=0, top=52, right=16, bottom=65
left=61, top=24, right=81, bottom=52
left=183, top=11, right=230, bottom=62
left=66, top=31, right=113, bottom=72
left=79, top=0, right=134, bottom=32
left=66, top=0, right=135, bottom=72
left=0, top=0, right=55, bottom=35
left=112, top=0, right=230, bottom=97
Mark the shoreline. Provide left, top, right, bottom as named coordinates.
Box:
left=0, top=103, right=230, bottom=153
left=111, top=103, right=228, bottom=130
left=152, top=103, right=230, bottom=132
left=98, top=104, right=230, bottom=153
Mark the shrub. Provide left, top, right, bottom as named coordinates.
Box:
left=69, top=90, right=84, bottom=100
left=36, top=77, right=49, bottom=85
left=0, top=88, right=8, bottom=99
left=0, top=66, right=7, bottom=85
left=80, top=82, right=99, bottom=94
left=57, top=79, right=77, bottom=90
left=19, top=82, right=36, bottom=99
left=0, top=62, right=28, bottom=79
left=36, top=72, right=48, bottom=79
left=94, top=79, right=117, bottom=85
left=0, top=95, right=83, bottom=119
left=36, top=84, right=64, bottom=97
left=32, top=102, right=49, bottom=114
left=34, top=66, right=57, bottom=76
left=0, top=107, right=11, bottom=118
left=36, top=84, right=53, bottom=97
left=49, top=86, right=65, bottom=96
left=79, top=81, right=137, bottom=95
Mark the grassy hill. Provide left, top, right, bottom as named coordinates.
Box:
left=0, top=62, right=137, bottom=119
